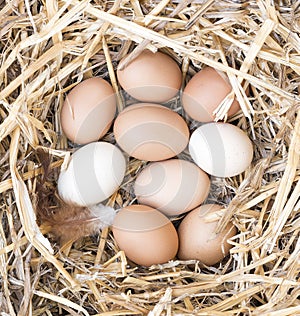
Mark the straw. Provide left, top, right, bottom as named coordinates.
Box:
left=1, top=0, right=300, bottom=314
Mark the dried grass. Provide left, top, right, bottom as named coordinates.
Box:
left=1, top=0, right=300, bottom=315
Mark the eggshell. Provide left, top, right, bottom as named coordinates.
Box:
left=112, top=205, right=179, bottom=266
left=134, top=159, right=210, bottom=216
left=61, top=77, right=116, bottom=144
left=189, top=122, right=253, bottom=177
left=57, top=142, right=126, bottom=206
left=177, top=204, right=236, bottom=265
left=182, top=67, right=240, bottom=122
left=117, top=50, right=182, bottom=103
left=113, top=103, right=189, bottom=161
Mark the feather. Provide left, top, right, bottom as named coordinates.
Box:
left=40, top=204, right=117, bottom=244
left=36, top=147, right=52, bottom=183
left=35, top=148, right=117, bottom=244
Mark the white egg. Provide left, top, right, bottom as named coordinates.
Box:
left=189, top=123, right=253, bottom=177
left=57, top=142, right=126, bottom=206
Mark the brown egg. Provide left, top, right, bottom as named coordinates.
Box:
left=182, top=67, right=240, bottom=122
left=113, top=103, right=189, bottom=161
left=117, top=50, right=182, bottom=103
left=112, top=205, right=178, bottom=266
left=177, top=204, right=236, bottom=265
left=134, top=159, right=210, bottom=217
left=61, top=77, right=116, bottom=144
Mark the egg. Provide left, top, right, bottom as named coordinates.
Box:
left=117, top=50, right=182, bottom=103
left=113, top=103, right=189, bottom=161
left=134, top=159, right=210, bottom=217
left=182, top=67, right=240, bottom=122
left=177, top=204, right=236, bottom=265
left=60, top=77, right=116, bottom=144
left=189, top=122, right=253, bottom=177
left=112, top=204, right=178, bottom=266
left=57, top=142, right=126, bottom=206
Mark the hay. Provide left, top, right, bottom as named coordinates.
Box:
left=1, top=0, right=300, bottom=314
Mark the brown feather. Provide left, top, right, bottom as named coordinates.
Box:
left=35, top=149, right=116, bottom=244
left=40, top=204, right=116, bottom=244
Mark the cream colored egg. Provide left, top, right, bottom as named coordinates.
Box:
left=189, top=122, right=253, bottom=177
left=134, top=159, right=210, bottom=216
left=57, top=142, right=126, bottom=206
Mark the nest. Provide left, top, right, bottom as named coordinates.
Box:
left=1, top=0, right=300, bottom=315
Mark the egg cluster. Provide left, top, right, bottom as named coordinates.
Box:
left=58, top=50, right=253, bottom=267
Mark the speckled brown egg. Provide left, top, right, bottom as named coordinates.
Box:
left=113, top=103, right=189, bottom=161
left=112, top=204, right=179, bottom=266
left=61, top=77, right=116, bottom=144
left=117, top=50, right=182, bottom=103
left=177, top=204, right=237, bottom=265
left=182, top=67, right=240, bottom=122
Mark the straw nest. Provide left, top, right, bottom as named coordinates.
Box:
left=1, top=0, right=300, bottom=315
